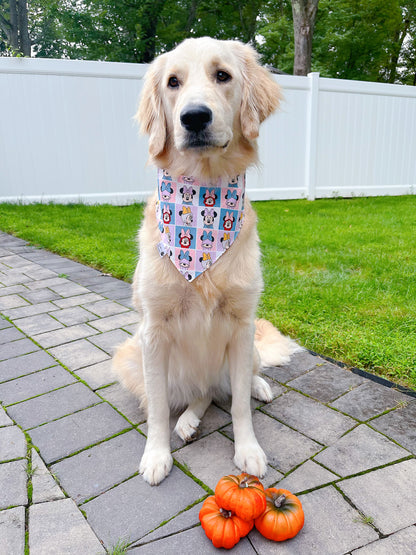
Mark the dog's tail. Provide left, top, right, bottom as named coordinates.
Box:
left=254, top=318, right=303, bottom=368
left=112, top=334, right=147, bottom=411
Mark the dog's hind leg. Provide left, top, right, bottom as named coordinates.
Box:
left=251, top=346, right=273, bottom=403
left=174, top=396, right=212, bottom=443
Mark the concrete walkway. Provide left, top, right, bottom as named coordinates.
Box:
left=0, top=230, right=415, bottom=554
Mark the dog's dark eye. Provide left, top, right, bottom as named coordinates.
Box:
left=168, top=76, right=180, bottom=88
left=216, top=70, right=231, bottom=83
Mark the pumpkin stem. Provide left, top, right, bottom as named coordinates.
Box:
left=239, top=476, right=250, bottom=488
left=219, top=508, right=233, bottom=519
left=274, top=494, right=286, bottom=508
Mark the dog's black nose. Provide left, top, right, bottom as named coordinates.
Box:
left=180, top=105, right=213, bottom=132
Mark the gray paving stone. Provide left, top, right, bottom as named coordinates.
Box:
left=0, top=337, right=38, bottom=361
left=31, top=449, right=65, bottom=503
left=83, top=299, right=129, bottom=317
left=131, top=526, right=256, bottom=554
left=2, top=301, right=59, bottom=320
left=331, top=381, right=413, bottom=421
left=0, top=406, right=12, bottom=427
left=174, top=431, right=282, bottom=491
left=223, top=411, right=322, bottom=473
left=0, top=284, right=28, bottom=297
left=0, top=425, right=27, bottom=461
left=29, top=498, right=105, bottom=554
left=51, top=429, right=146, bottom=503
left=52, top=292, right=104, bottom=309
left=137, top=501, right=204, bottom=545
left=352, top=526, right=416, bottom=554
left=98, top=383, right=146, bottom=424
left=87, top=281, right=132, bottom=299
left=28, top=402, right=129, bottom=464
left=88, top=328, right=132, bottom=355
left=314, top=424, right=409, bottom=476
left=0, top=325, right=25, bottom=344
left=0, top=350, right=57, bottom=383
left=0, top=506, right=26, bottom=554
left=117, top=297, right=135, bottom=309
left=263, top=390, right=356, bottom=445
left=0, top=293, right=29, bottom=310
left=21, top=266, right=58, bottom=280
left=339, top=459, right=416, bottom=535
left=249, top=486, right=378, bottom=554
left=14, top=312, right=64, bottom=335
left=32, top=322, right=99, bottom=348
left=0, top=366, right=75, bottom=406
left=25, top=277, right=68, bottom=291
left=277, top=459, right=339, bottom=493
left=0, top=316, right=12, bottom=328
left=0, top=270, right=33, bottom=286
left=288, top=362, right=366, bottom=402
left=83, top=467, right=206, bottom=548
left=88, top=310, right=140, bottom=332
left=262, top=350, right=323, bottom=383
left=49, top=338, right=110, bottom=370
left=48, top=282, right=91, bottom=297
left=7, top=382, right=100, bottom=429
left=19, top=288, right=61, bottom=304
left=52, top=306, right=98, bottom=326
left=75, top=359, right=116, bottom=390
left=370, top=400, right=416, bottom=454
left=0, top=460, right=27, bottom=509
left=1, top=254, right=31, bottom=268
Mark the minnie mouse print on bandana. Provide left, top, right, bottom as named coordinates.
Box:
left=156, top=169, right=245, bottom=281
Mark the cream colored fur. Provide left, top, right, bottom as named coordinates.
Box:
left=113, top=37, right=301, bottom=485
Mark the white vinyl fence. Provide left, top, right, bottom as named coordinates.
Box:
left=1, top=57, right=416, bottom=203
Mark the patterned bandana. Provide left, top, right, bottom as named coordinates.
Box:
left=156, top=168, right=245, bottom=281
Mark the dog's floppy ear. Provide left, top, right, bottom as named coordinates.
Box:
left=137, top=54, right=167, bottom=158
left=237, top=44, right=282, bottom=141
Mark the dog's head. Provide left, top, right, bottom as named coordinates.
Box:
left=137, top=37, right=281, bottom=178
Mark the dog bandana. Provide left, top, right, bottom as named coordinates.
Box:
left=156, top=168, right=245, bottom=281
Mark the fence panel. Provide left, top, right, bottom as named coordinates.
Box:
left=1, top=57, right=415, bottom=203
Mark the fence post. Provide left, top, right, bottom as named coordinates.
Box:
left=305, top=72, right=320, bottom=200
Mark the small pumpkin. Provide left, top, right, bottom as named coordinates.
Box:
left=214, top=473, right=266, bottom=521
left=254, top=488, right=304, bottom=541
left=199, top=495, right=253, bottom=549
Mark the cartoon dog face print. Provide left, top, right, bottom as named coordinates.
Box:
left=199, top=252, right=212, bottom=270
left=200, top=230, right=214, bottom=249
left=160, top=181, right=174, bottom=201
left=203, top=189, right=217, bottom=207
left=201, top=208, right=217, bottom=227
left=225, top=189, right=239, bottom=208
left=180, top=185, right=196, bottom=204
left=179, top=206, right=193, bottom=226
left=178, top=228, right=193, bottom=249
left=222, top=212, right=235, bottom=231
left=162, top=204, right=172, bottom=224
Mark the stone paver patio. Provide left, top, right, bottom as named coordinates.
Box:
left=0, top=230, right=415, bottom=554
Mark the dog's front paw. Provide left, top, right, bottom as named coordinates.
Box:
left=234, top=441, right=267, bottom=478
left=174, top=411, right=200, bottom=442
left=139, top=448, right=173, bottom=485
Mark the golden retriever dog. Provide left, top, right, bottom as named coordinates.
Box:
left=113, top=37, right=300, bottom=485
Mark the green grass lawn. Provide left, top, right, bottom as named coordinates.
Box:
left=0, top=196, right=415, bottom=390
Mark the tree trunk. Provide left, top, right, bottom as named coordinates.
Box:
left=17, top=0, right=31, bottom=56
left=140, top=0, right=167, bottom=63
left=291, top=0, right=319, bottom=75
left=9, top=0, right=20, bottom=51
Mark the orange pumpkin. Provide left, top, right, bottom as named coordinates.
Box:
left=214, top=473, right=266, bottom=521
left=255, top=488, right=304, bottom=541
left=199, top=496, right=253, bottom=549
